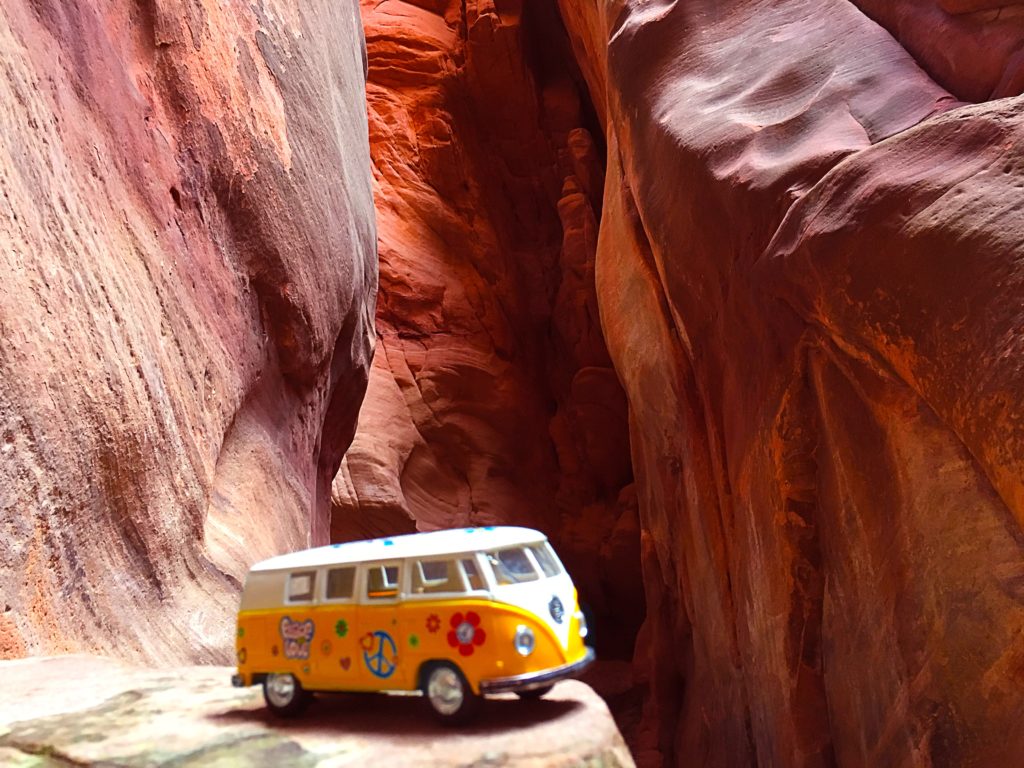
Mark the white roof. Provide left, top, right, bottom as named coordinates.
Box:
left=249, top=526, right=548, bottom=573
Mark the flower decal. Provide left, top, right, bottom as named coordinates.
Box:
left=426, top=614, right=441, bottom=634
left=409, top=634, right=420, bottom=648
left=447, top=611, right=486, bottom=656
left=335, top=618, right=349, bottom=638
left=360, top=632, right=376, bottom=652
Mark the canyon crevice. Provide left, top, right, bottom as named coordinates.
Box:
left=331, top=0, right=644, bottom=661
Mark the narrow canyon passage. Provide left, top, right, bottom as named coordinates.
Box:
left=3, top=0, right=1024, bottom=766
left=331, top=0, right=646, bottom=668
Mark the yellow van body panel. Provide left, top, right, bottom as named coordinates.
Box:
left=236, top=597, right=588, bottom=695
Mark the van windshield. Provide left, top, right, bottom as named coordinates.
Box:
left=485, top=547, right=539, bottom=585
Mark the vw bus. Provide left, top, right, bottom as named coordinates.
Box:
left=231, top=526, right=594, bottom=722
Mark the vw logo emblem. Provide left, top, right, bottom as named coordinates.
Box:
left=549, top=596, right=565, bottom=624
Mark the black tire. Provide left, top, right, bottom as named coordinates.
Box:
left=421, top=661, right=482, bottom=725
left=262, top=672, right=311, bottom=717
left=515, top=684, right=554, bottom=700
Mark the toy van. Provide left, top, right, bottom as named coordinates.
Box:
left=231, top=526, right=594, bottom=722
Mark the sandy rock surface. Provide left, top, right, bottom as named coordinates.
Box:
left=0, top=656, right=633, bottom=767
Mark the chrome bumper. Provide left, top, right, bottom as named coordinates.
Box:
left=479, top=647, right=596, bottom=694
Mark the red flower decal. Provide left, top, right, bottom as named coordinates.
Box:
left=426, top=614, right=441, bottom=634
left=447, top=611, right=486, bottom=656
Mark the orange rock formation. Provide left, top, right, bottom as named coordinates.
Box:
left=331, top=0, right=643, bottom=659
left=0, top=0, right=376, bottom=662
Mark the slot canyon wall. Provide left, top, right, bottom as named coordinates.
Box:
left=330, top=0, right=644, bottom=658
left=0, top=0, right=376, bottom=663
left=555, top=0, right=1024, bottom=766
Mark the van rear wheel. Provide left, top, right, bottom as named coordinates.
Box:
left=422, top=662, right=482, bottom=725
left=263, top=673, right=310, bottom=717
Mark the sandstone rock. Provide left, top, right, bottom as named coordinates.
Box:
left=0, top=0, right=376, bottom=664
left=331, top=0, right=642, bottom=659
left=0, top=656, right=635, bottom=767
left=557, top=0, right=1024, bottom=765
left=852, top=0, right=1024, bottom=100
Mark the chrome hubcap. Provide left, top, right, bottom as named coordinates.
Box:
left=427, top=667, right=464, bottom=716
left=266, top=673, right=297, bottom=707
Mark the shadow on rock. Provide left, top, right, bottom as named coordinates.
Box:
left=209, top=693, right=583, bottom=737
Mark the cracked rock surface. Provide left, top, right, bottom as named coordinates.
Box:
left=0, top=656, right=634, bottom=767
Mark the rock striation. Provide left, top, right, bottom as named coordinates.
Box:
left=555, top=0, right=1024, bottom=765
left=331, top=0, right=643, bottom=659
left=0, top=0, right=376, bottom=663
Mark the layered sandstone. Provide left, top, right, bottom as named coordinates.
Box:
left=0, top=0, right=376, bottom=663
left=556, top=1, right=1024, bottom=766
left=331, top=0, right=642, bottom=658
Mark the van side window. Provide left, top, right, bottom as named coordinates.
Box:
left=486, top=548, right=538, bottom=585
left=326, top=567, right=355, bottom=600
left=287, top=571, right=316, bottom=602
left=366, top=564, right=401, bottom=599
left=411, top=559, right=464, bottom=594
left=529, top=543, right=562, bottom=577
left=461, top=558, right=485, bottom=590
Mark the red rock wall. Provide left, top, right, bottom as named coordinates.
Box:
left=0, top=0, right=376, bottom=662
left=852, top=0, right=1024, bottom=101
left=331, top=0, right=643, bottom=658
left=558, top=1, right=1024, bottom=765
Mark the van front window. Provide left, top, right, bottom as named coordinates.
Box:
left=529, top=543, right=562, bottom=577
left=485, top=548, right=538, bottom=585
left=412, top=559, right=464, bottom=594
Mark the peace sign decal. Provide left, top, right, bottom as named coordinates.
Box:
left=361, top=630, right=398, bottom=679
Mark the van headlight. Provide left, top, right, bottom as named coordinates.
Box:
left=514, top=625, right=535, bottom=656
left=576, top=611, right=588, bottom=639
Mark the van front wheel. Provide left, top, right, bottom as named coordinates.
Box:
left=422, top=662, right=482, bottom=724
left=263, top=673, right=310, bottom=717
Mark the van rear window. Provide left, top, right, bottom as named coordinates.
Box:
left=485, top=548, right=538, bottom=585
left=287, top=571, right=316, bottom=602
left=366, top=564, right=400, bottom=599
left=326, top=567, right=355, bottom=600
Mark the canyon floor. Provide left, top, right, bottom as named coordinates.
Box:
left=0, top=657, right=633, bottom=767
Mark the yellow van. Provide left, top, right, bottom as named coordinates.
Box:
left=231, top=526, right=594, bottom=722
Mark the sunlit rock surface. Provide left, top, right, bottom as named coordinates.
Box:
left=0, top=656, right=634, bottom=767
left=556, top=0, right=1024, bottom=765
left=331, top=0, right=643, bottom=659
left=0, top=0, right=376, bottom=663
